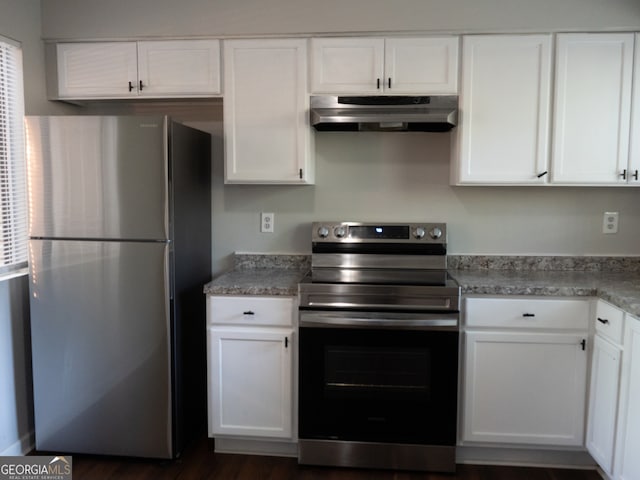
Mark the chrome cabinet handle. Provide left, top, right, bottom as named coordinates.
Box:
left=139, top=80, right=144, bottom=91
left=522, top=313, right=535, bottom=317
left=243, top=310, right=255, bottom=315
left=376, top=78, right=381, bottom=89
left=537, top=171, right=548, bottom=178
left=128, top=81, right=135, bottom=92
left=621, top=169, right=627, bottom=180
left=597, top=317, right=610, bottom=325
left=633, top=170, right=639, bottom=181
left=388, top=77, right=392, bottom=89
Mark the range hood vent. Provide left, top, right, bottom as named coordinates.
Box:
left=310, top=95, right=458, bottom=132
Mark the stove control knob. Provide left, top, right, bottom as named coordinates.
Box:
left=334, top=226, right=347, bottom=238
left=429, top=227, right=443, bottom=240
left=413, top=227, right=426, bottom=239
left=317, top=226, right=330, bottom=238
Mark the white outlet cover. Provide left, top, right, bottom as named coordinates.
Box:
left=261, top=212, right=274, bottom=233
left=603, top=211, right=619, bottom=234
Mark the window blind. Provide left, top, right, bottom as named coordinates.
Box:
left=0, top=39, right=27, bottom=274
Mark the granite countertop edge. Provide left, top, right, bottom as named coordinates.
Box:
left=449, top=270, right=640, bottom=317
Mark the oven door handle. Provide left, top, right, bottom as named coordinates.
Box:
left=299, top=312, right=458, bottom=330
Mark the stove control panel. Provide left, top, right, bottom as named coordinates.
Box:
left=312, top=222, right=447, bottom=243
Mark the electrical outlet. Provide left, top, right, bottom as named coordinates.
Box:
left=603, top=212, right=619, bottom=234
left=261, top=212, right=274, bottom=233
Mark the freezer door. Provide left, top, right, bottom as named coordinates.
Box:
left=26, top=116, right=168, bottom=240
left=29, top=239, right=173, bottom=458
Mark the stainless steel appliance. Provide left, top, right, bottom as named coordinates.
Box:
left=310, top=95, right=458, bottom=132
left=25, top=115, right=211, bottom=459
left=298, top=222, right=460, bottom=472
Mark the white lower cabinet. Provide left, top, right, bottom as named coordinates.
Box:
left=462, top=297, right=589, bottom=447
left=586, top=300, right=625, bottom=477
left=587, top=335, right=622, bottom=475
left=207, top=296, right=295, bottom=442
left=614, top=313, right=640, bottom=480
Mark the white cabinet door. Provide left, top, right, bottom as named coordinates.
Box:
left=54, top=40, right=221, bottom=99
left=208, top=326, right=293, bottom=439
left=587, top=334, right=622, bottom=476
left=384, top=37, right=458, bottom=94
left=628, top=33, right=640, bottom=185
left=615, top=315, right=640, bottom=480
left=56, top=42, right=138, bottom=99
left=137, top=40, right=220, bottom=96
left=454, top=35, right=552, bottom=184
left=223, top=39, right=313, bottom=184
left=310, top=37, right=458, bottom=94
left=463, top=331, right=587, bottom=446
left=310, top=37, right=384, bottom=94
left=552, top=33, right=634, bottom=185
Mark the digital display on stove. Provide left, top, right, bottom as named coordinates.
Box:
left=349, top=225, right=410, bottom=239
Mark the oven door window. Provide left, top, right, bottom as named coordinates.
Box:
left=324, top=346, right=430, bottom=400
left=299, top=327, right=458, bottom=445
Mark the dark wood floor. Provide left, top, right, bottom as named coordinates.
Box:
left=64, top=435, right=603, bottom=480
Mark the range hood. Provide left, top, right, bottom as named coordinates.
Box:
left=310, top=95, right=458, bottom=132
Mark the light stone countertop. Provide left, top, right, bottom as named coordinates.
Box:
left=203, top=254, right=640, bottom=317
left=203, top=253, right=310, bottom=296
left=203, top=268, right=308, bottom=296
left=450, top=270, right=640, bottom=317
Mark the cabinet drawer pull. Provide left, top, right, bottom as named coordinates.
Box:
left=376, top=78, right=381, bottom=89
left=128, top=81, right=135, bottom=92
left=537, top=171, right=548, bottom=178
left=522, top=313, right=535, bottom=317
left=597, top=317, right=610, bottom=325
left=388, top=77, right=392, bottom=89
left=621, top=169, right=627, bottom=180
left=139, top=80, right=144, bottom=91
left=243, top=310, right=255, bottom=315
left=634, top=170, right=639, bottom=181
left=580, top=339, right=586, bottom=351
left=285, top=336, right=289, bottom=348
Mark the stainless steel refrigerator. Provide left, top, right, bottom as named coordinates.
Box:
left=25, top=115, right=211, bottom=458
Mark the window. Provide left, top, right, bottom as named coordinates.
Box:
left=0, top=37, right=27, bottom=275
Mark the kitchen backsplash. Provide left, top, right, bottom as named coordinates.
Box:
left=234, top=253, right=311, bottom=270
left=233, top=253, right=640, bottom=272
left=448, top=255, right=640, bottom=272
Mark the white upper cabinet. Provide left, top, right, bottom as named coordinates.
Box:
left=628, top=33, right=640, bottom=184
left=453, top=35, right=552, bottom=184
left=223, top=39, right=314, bottom=184
left=136, top=40, right=221, bottom=96
left=310, top=37, right=459, bottom=94
left=551, top=33, right=635, bottom=185
left=55, top=42, right=138, bottom=98
left=53, top=40, right=221, bottom=99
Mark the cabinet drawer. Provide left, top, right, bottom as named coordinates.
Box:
left=465, top=297, right=590, bottom=330
left=595, top=300, right=625, bottom=345
left=207, top=295, right=294, bottom=327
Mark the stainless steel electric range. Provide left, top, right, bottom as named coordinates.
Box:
left=298, top=221, right=461, bottom=473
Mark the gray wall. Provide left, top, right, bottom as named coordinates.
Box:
left=0, top=276, right=32, bottom=455
left=38, top=0, right=640, bottom=274
left=41, top=0, right=640, bottom=38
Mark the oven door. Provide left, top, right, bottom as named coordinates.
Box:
left=298, top=311, right=459, bottom=446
